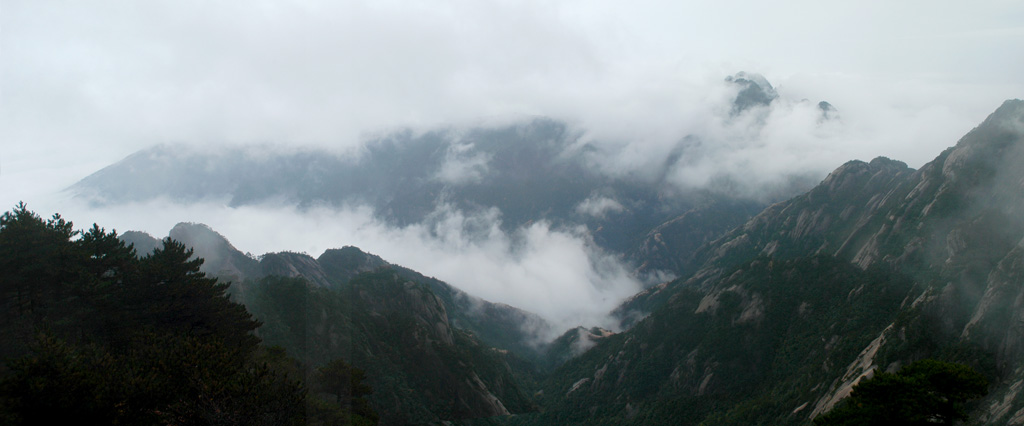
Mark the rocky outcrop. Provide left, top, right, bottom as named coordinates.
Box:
left=119, top=230, right=161, bottom=256
left=544, top=100, right=1024, bottom=425
left=541, top=255, right=911, bottom=424
left=631, top=198, right=763, bottom=279
left=326, top=270, right=533, bottom=423
left=317, top=246, right=389, bottom=284
left=168, top=222, right=261, bottom=284
left=259, top=251, right=332, bottom=287
left=726, top=72, right=778, bottom=115
left=353, top=274, right=456, bottom=347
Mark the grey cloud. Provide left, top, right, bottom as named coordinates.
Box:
left=46, top=195, right=640, bottom=339
left=575, top=195, right=625, bottom=219
left=434, top=141, right=492, bottom=185
left=5, top=0, right=1018, bottom=165
left=4, top=0, right=1023, bottom=341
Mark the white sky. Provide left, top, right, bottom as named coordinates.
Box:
left=1, top=0, right=1022, bottom=332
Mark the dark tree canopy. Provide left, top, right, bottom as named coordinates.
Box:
left=0, top=204, right=306, bottom=425
left=309, top=358, right=379, bottom=426
left=814, top=359, right=988, bottom=426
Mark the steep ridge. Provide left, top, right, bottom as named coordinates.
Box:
left=534, top=256, right=913, bottom=425
left=317, top=246, right=555, bottom=362
left=543, top=326, right=616, bottom=369
left=532, top=99, right=1024, bottom=425
left=317, top=246, right=389, bottom=284
left=118, top=230, right=161, bottom=255
left=629, top=197, right=765, bottom=287
left=119, top=225, right=551, bottom=423
left=168, top=223, right=263, bottom=285
left=124, top=224, right=552, bottom=357
left=241, top=272, right=534, bottom=424
left=620, top=100, right=1024, bottom=322
left=260, top=251, right=333, bottom=288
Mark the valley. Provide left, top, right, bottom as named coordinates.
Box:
left=21, top=98, right=1020, bottom=424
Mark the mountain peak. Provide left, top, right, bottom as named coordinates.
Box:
left=167, top=222, right=260, bottom=280
left=868, top=156, right=909, bottom=169
left=990, top=98, right=1024, bottom=120
left=818, top=101, right=838, bottom=120
left=119, top=230, right=161, bottom=256
left=317, top=246, right=390, bottom=284
left=725, top=72, right=778, bottom=114
left=816, top=157, right=911, bottom=197
left=956, top=98, right=1023, bottom=148
left=169, top=222, right=235, bottom=251
left=938, top=98, right=1024, bottom=187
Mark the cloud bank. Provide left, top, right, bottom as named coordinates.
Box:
left=3, top=0, right=1022, bottom=338
left=43, top=195, right=642, bottom=337
left=3, top=1, right=1020, bottom=186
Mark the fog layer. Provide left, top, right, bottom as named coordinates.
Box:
left=3, top=0, right=1022, bottom=336
left=47, top=196, right=640, bottom=335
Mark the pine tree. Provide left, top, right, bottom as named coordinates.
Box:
left=0, top=204, right=307, bottom=425
left=814, top=359, right=988, bottom=426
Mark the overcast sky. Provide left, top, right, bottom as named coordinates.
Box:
left=2, top=0, right=1023, bottom=333
left=3, top=0, right=1022, bottom=196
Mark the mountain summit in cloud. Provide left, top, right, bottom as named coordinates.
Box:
left=67, top=116, right=801, bottom=257
left=726, top=71, right=778, bottom=115
left=534, top=99, right=1024, bottom=425
left=61, top=73, right=873, bottom=337
left=68, top=72, right=832, bottom=253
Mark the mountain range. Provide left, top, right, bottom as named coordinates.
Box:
left=71, top=73, right=821, bottom=280
left=122, top=223, right=553, bottom=424
left=532, top=99, right=1024, bottom=425
left=63, top=81, right=1024, bottom=424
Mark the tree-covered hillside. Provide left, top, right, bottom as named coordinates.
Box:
left=0, top=204, right=374, bottom=425
left=240, top=272, right=538, bottom=425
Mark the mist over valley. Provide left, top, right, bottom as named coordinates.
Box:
left=3, top=1, right=1023, bottom=424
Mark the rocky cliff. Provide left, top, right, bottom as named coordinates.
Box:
left=532, top=99, right=1024, bottom=425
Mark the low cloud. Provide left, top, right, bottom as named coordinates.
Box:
left=434, top=141, right=491, bottom=185
left=558, top=79, right=841, bottom=201
left=575, top=195, right=625, bottom=218
left=4, top=0, right=1022, bottom=345
left=40, top=195, right=641, bottom=339
left=4, top=0, right=1019, bottom=196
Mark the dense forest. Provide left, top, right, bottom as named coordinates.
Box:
left=0, top=203, right=375, bottom=425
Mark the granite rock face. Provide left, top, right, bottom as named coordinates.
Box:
left=540, top=100, right=1024, bottom=425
